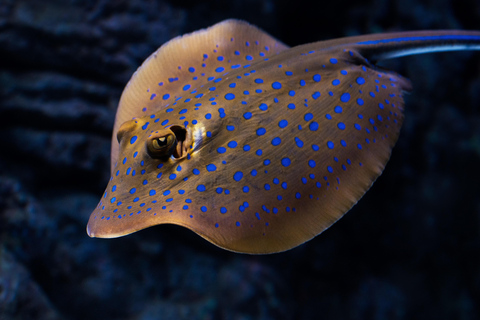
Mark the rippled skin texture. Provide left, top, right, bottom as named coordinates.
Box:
left=87, top=19, right=480, bottom=254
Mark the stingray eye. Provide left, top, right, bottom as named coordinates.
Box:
left=147, top=132, right=177, bottom=158
left=152, top=135, right=175, bottom=149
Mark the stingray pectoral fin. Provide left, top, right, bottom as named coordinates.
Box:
left=109, top=19, right=289, bottom=172
left=158, top=50, right=410, bottom=254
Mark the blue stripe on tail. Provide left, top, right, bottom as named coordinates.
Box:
left=357, top=34, right=480, bottom=45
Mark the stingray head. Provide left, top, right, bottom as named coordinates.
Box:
left=87, top=117, right=195, bottom=238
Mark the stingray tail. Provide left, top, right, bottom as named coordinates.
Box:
left=333, top=30, right=480, bottom=63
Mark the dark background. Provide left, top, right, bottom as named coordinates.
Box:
left=1, top=0, right=479, bottom=319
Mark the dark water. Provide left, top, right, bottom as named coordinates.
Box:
left=1, top=0, right=479, bottom=319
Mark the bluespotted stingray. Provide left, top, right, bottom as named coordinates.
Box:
left=86, top=19, right=480, bottom=254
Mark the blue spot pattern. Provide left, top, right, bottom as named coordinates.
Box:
left=93, top=28, right=406, bottom=248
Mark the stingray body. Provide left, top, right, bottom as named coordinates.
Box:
left=86, top=20, right=480, bottom=254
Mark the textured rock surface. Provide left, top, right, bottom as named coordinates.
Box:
left=1, top=0, right=479, bottom=319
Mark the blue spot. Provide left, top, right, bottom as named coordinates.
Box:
left=264, top=184, right=271, bottom=191
left=330, top=58, right=338, bottom=64
left=229, top=83, right=236, bottom=88
left=327, top=166, right=333, bottom=173
left=161, top=119, right=169, bottom=126
left=246, top=55, right=253, bottom=60
left=206, top=164, right=217, bottom=172
left=236, top=221, right=241, bottom=227
left=156, top=172, right=162, bottom=178
left=332, top=79, right=340, bottom=86
left=272, top=81, right=282, bottom=89
left=281, top=182, right=287, bottom=189
left=215, top=67, right=225, bottom=72
left=295, top=192, right=301, bottom=199
left=295, top=137, right=304, bottom=148
left=129, top=188, right=136, bottom=194
left=217, top=147, right=226, bottom=154
left=193, top=168, right=200, bottom=175
left=357, top=144, right=363, bottom=150
left=205, top=113, right=212, bottom=120
left=256, top=128, right=266, bottom=136
left=217, top=56, right=224, bottom=61
left=278, top=119, right=288, bottom=128
left=285, top=71, right=293, bottom=76
left=312, top=144, right=320, bottom=151
left=130, top=136, right=137, bottom=144
left=228, top=141, right=237, bottom=148
left=149, top=190, right=156, bottom=196
left=201, top=206, right=207, bottom=212
left=169, top=174, right=176, bottom=180
left=226, top=125, right=235, bottom=131
left=304, top=113, right=313, bottom=121
left=243, top=112, right=252, bottom=119
left=110, top=197, right=116, bottom=203
left=312, top=91, right=321, bottom=100
left=341, top=70, right=348, bottom=75
left=287, top=103, right=296, bottom=109
left=308, top=160, right=316, bottom=168
left=337, top=122, right=346, bottom=130
left=243, top=186, right=249, bottom=193
left=256, top=149, right=263, bottom=156
left=370, top=92, right=376, bottom=97
left=254, top=78, right=264, bottom=84
left=327, top=141, right=334, bottom=149
left=183, top=84, right=191, bottom=91
left=313, top=74, right=321, bottom=82
left=357, top=98, right=364, bottom=106
left=163, top=190, right=170, bottom=196
left=340, top=93, right=350, bottom=102
left=334, top=106, right=343, bottom=113
left=251, top=169, right=257, bottom=176
left=309, top=122, right=319, bottom=131
left=259, top=103, right=268, bottom=111
left=289, top=90, right=296, bottom=97
left=281, top=158, right=291, bottom=167
left=271, top=137, right=281, bottom=146
left=355, top=123, right=361, bottom=130
left=243, top=145, right=251, bottom=151
left=341, top=140, right=347, bottom=147
left=225, top=93, right=235, bottom=100
left=378, top=103, right=384, bottom=110
left=163, top=94, right=170, bottom=100
left=233, top=171, right=243, bottom=181
left=356, top=77, right=365, bottom=85
left=188, top=67, right=195, bottom=73
left=197, top=185, right=206, bottom=192
left=264, top=159, right=271, bottom=166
